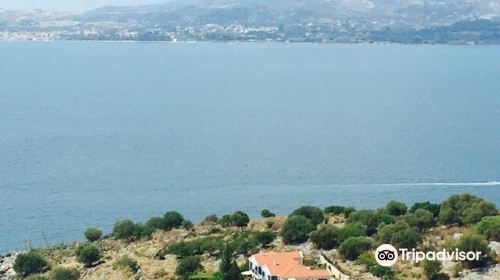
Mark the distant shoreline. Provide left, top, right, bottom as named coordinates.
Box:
left=1, top=39, right=500, bottom=46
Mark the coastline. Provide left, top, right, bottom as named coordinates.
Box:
left=1, top=192, right=499, bottom=280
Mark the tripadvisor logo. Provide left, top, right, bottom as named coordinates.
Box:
left=374, top=244, right=482, bottom=267
left=375, top=244, right=398, bottom=267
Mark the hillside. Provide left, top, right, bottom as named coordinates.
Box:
left=1, top=0, right=499, bottom=43
left=1, top=193, right=499, bottom=280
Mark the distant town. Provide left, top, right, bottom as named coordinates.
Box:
left=1, top=0, right=500, bottom=44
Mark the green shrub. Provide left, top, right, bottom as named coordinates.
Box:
left=220, top=215, right=233, bottom=227
left=75, top=243, right=102, bottom=267
left=182, top=220, right=194, bottom=230
left=338, top=223, right=367, bottom=243
left=220, top=211, right=250, bottom=227
left=28, top=276, right=49, bottom=280
left=160, top=237, right=225, bottom=258
left=343, top=207, right=356, bottom=218
left=324, top=205, right=345, bottom=215
left=439, top=194, right=497, bottom=225
left=369, top=265, right=395, bottom=279
left=113, top=256, right=139, bottom=273
left=404, top=209, right=436, bottom=231
left=410, top=202, right=441, bottom=218
left=338, top=237, right=373, bottom=261
left=431, top=273, right=450, bottom=280
left=112, top=220, right=152, bottom=240
left=280, top=215, right=315, bottom=244
left=377, top=221, right=422, bottom=249
left=13, top=251, right=49, bottom=277
left=347, top=210, right=394, bottom=236
left=162, top=211, right=185, bottom=230
left=229, top=233, right=259, bottom=255
left=391, top=226, right=422, bottom=249
left=145, top=216, right=164, bottom=229
left=421, top=260, right=442, bottom=280
left=290, top=206, right=324, bottom=226
left=161, top=242, right=196, bottom=258
left=475, top=215, right=500, bottom=241
left=51, top=267, right=80, bottom=280
left=355, top=252, right=376, bottom=270
left=84, top=227, right=102, bottom=242
left=231, top=211, right=250, bottom=227
left=219, top=246, right=242, bottom=280
left=310, top=225, right=340, bottom=250
left=202, top=215, right=219, bottom=225
left=456, top=233, right=491, bottom=268
left=253, top=231, right=276, bottom=246
left=261, top=209, right=276, bottom=218
left=386, top=201, right=408, bottom=216
left=176, top=256, right=201, bottom=279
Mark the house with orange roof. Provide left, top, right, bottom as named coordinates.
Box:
left=245, top=251, right=331, bottom=280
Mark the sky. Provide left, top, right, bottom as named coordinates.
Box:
left=0, top=0, right=168, bottom=11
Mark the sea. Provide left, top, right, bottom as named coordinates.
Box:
left=0, top=42, right=499, bottom=253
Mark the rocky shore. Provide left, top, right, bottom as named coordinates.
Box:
left=0, top=252, right=19, bottom=280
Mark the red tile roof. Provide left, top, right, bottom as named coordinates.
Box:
left=251, top=252, right=330, bottom=279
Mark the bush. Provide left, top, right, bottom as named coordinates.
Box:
left=220, top=211, right=250, bottom=227
left=253, top=231, right=276, bottom=246
left=220, top=246, right=243, bottom=280
left=338, top=223, right=367, bottom=243
left=13, top=251, right=49, bottom=277
left=202, top=214, right=219, bottom=225
left=113, top=256, right=139, bottom=273
left=343, top=207, right=356, bottom=218
left=229, top=237, right=257, bottom=255
left=324, top=205, right=345, bottom=215
left=431, top=273, right=450, bottom=280
left=145, top=216, right=164, bottom=229
left=439, top=194, right=497, bottom=225
left=161, top=242, right=196, bottom=258
left=310, top=225, right=340, bottom=249
left=220, top=215, right=233, bottom=227
left=386, top=201, right=408, bottom=216
left=75, top=243, right=102, bottom=267
left=112, top=220, right=152, bottom=240
left=421, top=260, right=442, bottom=280
left=404, top=209, right=436, bottom=231
left=377, top=221, right=422, bottom=249
left=290, top=206, right=324, bottom=226
left=410, top=202, right=441, bottom=218
left=281, top=215, right=315, bottom=244
left=261, top=209, right=276, bottom=218
left=355, top=252, right=376, bottom=270
left=51, top=267, right=80, bottom=280
left=176, top=256, right=202, bottom=279
left=231, top=211, right=250, bottom=227
left=338, top=237, right=373, bottom=261
left=475, top=215, right=500, bottom=241
left=182, top=220, right=194, bottom=230
left=160, top=236, right=225, bottom=258
left=456, top=233, right=491, bottom=268
left=84, top=227, right=102, bottom=242
left=162, top=211, right=185, bottom=230
left=369, top=265, right=395, bottom=279
left=347, top=210, right=394, bottom=236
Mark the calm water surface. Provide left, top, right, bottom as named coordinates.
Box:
left=0, top=42, right=499, bottom=252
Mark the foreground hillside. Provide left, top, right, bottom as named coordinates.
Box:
left=1, top=193, right=499, bottom=280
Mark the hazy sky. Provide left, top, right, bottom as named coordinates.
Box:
left=0, top=0, right=168, bottom=11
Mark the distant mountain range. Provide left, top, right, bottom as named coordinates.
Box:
left=1, top=0, right=499, bottom=43
left=83, top=0, right=500, bottom=25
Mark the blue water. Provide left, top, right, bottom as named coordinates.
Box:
left=0, top=42, right=499, bottom=253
